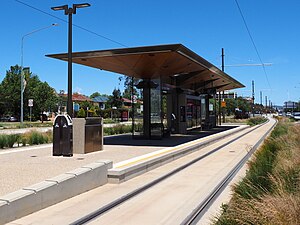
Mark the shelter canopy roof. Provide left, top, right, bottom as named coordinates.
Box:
left=46, top=44, right=244, bottom=92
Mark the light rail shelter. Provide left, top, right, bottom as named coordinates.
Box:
left=47, top=44, right=244, bottom=139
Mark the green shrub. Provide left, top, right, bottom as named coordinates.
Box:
left=21, top=136, right=27, bottom=146
left=0, top=135, right=7, bottom=149
left=6, top=134, right=19, bottom=148
left=103, top=118, right=115, bottom=124
left=77, top=108, right=86, bottom=118
left=247, top=116, right=268, bottom=126
left=270, top=122, right=289, bottom=139
left=104, top=124, right=132, bottom=136
left=44, top=131, right=53, bottom=143
left=15, top=134, right=22, bottom=147
left=109, top=127, right=116, bottom=135
left=28, top=131, right=45, bottom=145
left=134, top=123, right=143, bottom=132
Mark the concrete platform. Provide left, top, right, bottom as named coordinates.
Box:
left=108, top=125, right=248, bottom=183
left=0, top=124, right=246, bottom=224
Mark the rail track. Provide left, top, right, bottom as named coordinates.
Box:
left=181, top=119, right=277, bottom=225
left=71, top=119, right=276, bottom=225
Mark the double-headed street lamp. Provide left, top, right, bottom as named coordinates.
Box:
left=20, top=23, right=58, bottom=125
left=51, top=3, right=91, bottom=117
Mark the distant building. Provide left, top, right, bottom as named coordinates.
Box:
left=122, top=97, right=143, bottom=114
left=215, top=91, right=237, bottom=99
left=92, top=96, right=109, bottom=110
left=58, top=93, right=93, bottom=112
left=273, top=105, right=283, bottom=111
left=71, top=93, right=92, bottom=102
left=283, top=101, right=299, bottom=112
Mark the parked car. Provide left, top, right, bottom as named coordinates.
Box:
left=293, top=112, right=300, bottom=121
left=286, top=112, right=292, bottom=117
left=0, top=116, right=18, bottom=122
left=234, top=109, right=249, bottom=119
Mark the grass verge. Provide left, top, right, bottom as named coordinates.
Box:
left=0, top=131, right=52, bottom=149
left=213, top=120, right=300, bottom=225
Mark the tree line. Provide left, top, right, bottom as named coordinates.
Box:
left=0, top=66, right=141, bottom=121
left=0, top=65, right=57, bottom=121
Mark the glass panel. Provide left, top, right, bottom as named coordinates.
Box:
left=133, top=79, right=144, bottom=138
left=201, top=96, right=206, bottom=125
left=187, top=99, right=193, bottom=128
left=187, top=98, right=201, bottom=129
left=197, top=105, right=201, bottom=127
left=150, top=78, right=162, bottom=139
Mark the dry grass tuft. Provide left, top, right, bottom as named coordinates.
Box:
left=213, top=121, right=300, bottom=225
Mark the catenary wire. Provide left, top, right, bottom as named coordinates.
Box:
left=234, top=0, right=271, bottom=89
left=14, top=0, right=128, bottom=48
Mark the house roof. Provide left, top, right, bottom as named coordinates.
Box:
left=60, top=93, right=92, bottom=102
left=92, top=96, right=109, bottom=103
left=122, top=97, right=142, bottom=104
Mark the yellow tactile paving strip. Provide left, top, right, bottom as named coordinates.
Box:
left=114, top=125, right=248, bottom=169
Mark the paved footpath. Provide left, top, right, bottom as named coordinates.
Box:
left=0, top=139, right=162, bottom=196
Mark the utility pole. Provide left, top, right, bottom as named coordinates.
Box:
left=252, top=80, right=255, bottom=117
left=260, top=91, right=262, bottom=115
left=260, top=91, right=262, bottom=105
left=221, top=48, right=225, bottom=123
left=271, top=102, right=273, bottom=110
left=265, top=96, right=268, bottom=114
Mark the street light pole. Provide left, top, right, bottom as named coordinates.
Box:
left=221, top=48, right=225, bottom=124
left=51, top=3, right=90, bottom=118
left=68, top=10, right=73, bottom=118
left=20, top=23, right=58, bottom=125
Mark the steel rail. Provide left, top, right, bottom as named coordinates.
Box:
left=71, top=120, right=272, bottom=225
left=181, top=119, right=277, bottom=225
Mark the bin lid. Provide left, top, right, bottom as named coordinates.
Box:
left=85, top=117, right=102, bottom=125
left=53, top=114, right=73, bottom=126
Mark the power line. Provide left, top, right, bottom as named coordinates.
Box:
left=225, top=63, right=272, bottom=67
left=234, top=0, right=271, bottom=89
left=15, top=0, right=128, bottom=48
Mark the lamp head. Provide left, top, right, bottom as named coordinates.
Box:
left=73, top=3, right=91, bottom=14
left=51, top=5, right=69, bottom=15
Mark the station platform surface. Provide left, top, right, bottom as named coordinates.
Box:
left=0, top=125, right=240, bottom=197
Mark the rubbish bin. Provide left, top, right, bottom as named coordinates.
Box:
left=53, top=114, right=73, bottom=157
left=85, top=117, right=103, bottom=153
left=73, top=117, right=103, bottom=154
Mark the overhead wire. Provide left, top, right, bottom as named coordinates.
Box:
left=14, top=0, right=128, bottom=48
left=234, top=0, right=271, bottom=89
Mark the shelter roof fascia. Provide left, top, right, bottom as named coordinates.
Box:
left=46, top=44, right=244, bottom=91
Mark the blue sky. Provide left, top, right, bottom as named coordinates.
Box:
left=0, top=0, right=299, bottom=106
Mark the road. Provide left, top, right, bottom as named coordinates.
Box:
left=9, top=118, right=276, bottom=225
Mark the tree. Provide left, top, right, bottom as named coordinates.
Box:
left=29, top=81, right=58, bottom=122
left=225, top=97, right=251, bottom=115
left=90, top=92, right=101, bottom=99
left=121, top=76, right=140, bottom=100
left=108, top=88, right=122, bottom=109
left=79, top=101, right=93, bottom=110
left=0, top=65, right=23, bottom=117
left=0, top=65, right=58, bottom=121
